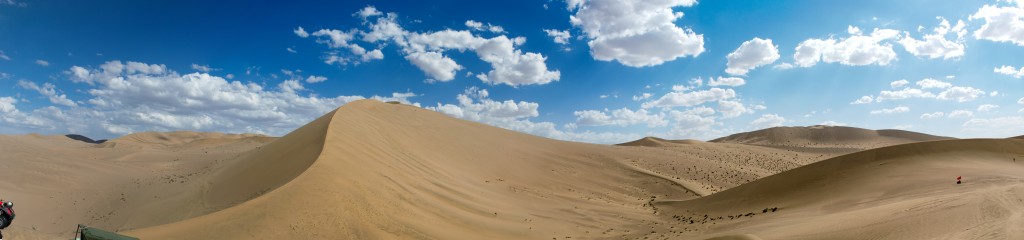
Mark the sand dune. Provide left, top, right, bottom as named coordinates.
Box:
left=2, top=100, right=1020, bottom=239
left=656, top=138, right=1024, bottom=239
left=710, top=125, right=953, bottom=156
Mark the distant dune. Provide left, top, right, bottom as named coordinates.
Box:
left=617, top=136, right=704, bottom=147
left=2, top=100, right=1020, bottom=240
left=709, top=125, right=953, bottom=155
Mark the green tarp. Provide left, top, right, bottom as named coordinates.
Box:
left=77, top=225, right=139, bottom=240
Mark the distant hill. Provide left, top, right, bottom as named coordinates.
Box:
left=616, top=137, right=703, bottom=147
left=64, top=134, right=107, bottom=144
left=709, top=125, right=952, bottom=150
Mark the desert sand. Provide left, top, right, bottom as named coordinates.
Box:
left=0, top=99, right=1020, bottom=239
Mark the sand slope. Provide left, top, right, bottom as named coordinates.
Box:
left=656, top=138, right=1024, bottom=239
left=126, top=100, right=694, bottom=239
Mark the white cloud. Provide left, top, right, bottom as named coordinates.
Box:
left=751, top=114, right=785, bottom=128
left=0, top=50, right=9, bottom=61
left=573, top=108, right=667, bottom=127
left=726, top=37, right=780, bottom=75
left=877, top=88, right=936, bottom=101
left=35, top=60, right=385, bottom=138
left=898, top=17, right=966, bottom=59
left=994, top=65, right=1024, bottom=78
left=948, top=109, right=974, bottom=118
left=18, top=80, right=77, bottom=107
left=915, top=78, right=952, bottom=89
left=707, top=76, right=746, bottom=87
left=870, top=106, right=910, bottom=114
left=568, top=0, right=704, bottom=67
left=937, top=86, right=985, bottom=102
left=990, top=91, right=999, bottom=96
left=977, top=104, right=999, bottom=112
left=970, top=2, right=1024, bottom=46
left=332, top=7, right=560, bottom=87
left=892, top=124, right=914, bottom=130
left=962, top=116, right=1024, bottom=133
left=851, top=95, right=874, bottom=104
left=294, top=27, right=310, bottom=38
left=717, top=100, right=752, bottom=118
left=632, top=93, right=652, bottom=101
left=544, top=29, right=571, bottom=45
left=772, top=63, right=795, bottom=70
left=642, top=88, right=737, bottom=108
left=890, top=79, right=909, bottom=88
left=428, top=87, right=638, bottom=144
left=305, top=75, right=328, bottom=83
left=190, top=64, right=217, bottom=72
left=793, top=27, right=900, bottom=67
left=354, top=6, right=382, bottom=19
left=35, top=59, right=50, bottom=66
left=1018, top=97, right=1024, bottom=104
left=465, top=20, right=505, bottom=33
left=820, top=120, right=847, bottom=126
left=921, top=112, right=945, bottom=119
left=308, top=28, right=384, bottom=66
left=405, top=51, right=463, bottom=82
left=286, top=47, right=298, bottom=53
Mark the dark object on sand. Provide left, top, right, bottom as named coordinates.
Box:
left=0, top=201, right=14, bottom=229
left=75, top=224, right=139, bottom=240
left=957, top=181, right=961, bottom=184
left=65, top=134, right=107, bottom=144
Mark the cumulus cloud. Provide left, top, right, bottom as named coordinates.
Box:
left=977, top=104, right=999, bottom=112
left=820, top=120, right=847, bottom=126
left=877, top=88, right=936, bottom=101
left=405, top=51, right=463, bottom=82
left=465, top=20, right=505, bottom=33
left=544, top=29, right=571, bottom=45
left=751, top=114, right=785, bottom=128
left=962, top=116, right=1024, bottom=134
left=915, top=78, right=952, bottom=89
left=568, top=0, right=704, bottom=67
left=309, top=7, right=559, bottom=87
left=18, top=80, right=77, bottom=107
left=898, top=17, right=966, bottom=59
left=707, top=76, right=746, bottom=87
left=642, top=88, right=737, bottom=108
left=428, top=87, right=639, bottom=143
left=190, top=64, right=218, bottom=72
left=995, top=65, right=1024, bottom=78
left=573, top=108, right=667, bottom=127
left=294, top=27, right=310, bottom=38
left=632, top=93, right=652, bottom=101
left=14, top=60, right=402, bottom=138
left=35, top=59, right=50, bottom=66
left=947, top=109, right=974, bottom=118
left=793, top=26, right=900, bottom=67
left=890, top=79, right=909, bottom=88
left=920, top=112, right=945, bottom=119
left=726, top=38, right=780, bottom=75
left=308, top=28, right=384, bottom=65
left=970, top=1, right=1024, bottom=46
left=870, top=106, right=910, bottom=114
left=937, top=86, right=985, bottom=102
left=851, top=95, right=874, bottom=104
left=305, top=75, right=328, bottom=83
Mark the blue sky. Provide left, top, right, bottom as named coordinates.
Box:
left=1, top=0, right=1023, bottom=143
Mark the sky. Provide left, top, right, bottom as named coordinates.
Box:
left=1, top=0, right=1023, bottom=143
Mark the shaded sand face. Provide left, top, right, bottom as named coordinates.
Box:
left=0, top=99, right=1019, bottom=239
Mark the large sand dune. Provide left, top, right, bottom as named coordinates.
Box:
left=1, top=100, right=1020, bottom=239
